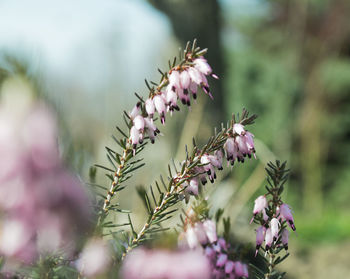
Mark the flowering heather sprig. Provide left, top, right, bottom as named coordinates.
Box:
left=250, top=161, right=294, bottom=279
left=179, top=210, right=249, bottom=279
left=95, top=40, right=219, bottom=219
left=121, top=110, right=257, bottom=257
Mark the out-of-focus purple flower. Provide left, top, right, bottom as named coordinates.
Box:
left=280, top=204, right=296, bottom=231
left=216, top=253, right=227, bottom=267
left=203, top=219, right=217, bottom=243
left=194, top=222, right=208, bottom=245
left=225, top=260, right=234, bottom=274
left=0, top=93, right=91, bottom=264
left=76, top=238, right=111, bottom=278
left=121, top=248, right=211, bottom=279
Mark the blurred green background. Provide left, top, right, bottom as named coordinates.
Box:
left=0, top=0, right=349, bottom=278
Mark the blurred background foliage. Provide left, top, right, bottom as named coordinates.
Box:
left=0, top=0, right=349, bottom=278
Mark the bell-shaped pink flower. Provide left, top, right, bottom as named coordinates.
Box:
left=186, top=226, right=199, bottom=249
left=194, top=57, right=212, bottom=75
left=169, top=70, right=181, bottom=89
left=233, top=123, right=245, bottom=135
left=234, top=261, right=244, bottom=277
left=255, top=226, right=265, bottom=256
left=216, top=253, right=227, bottom=267
left=280, top=203, right=296, bottom=231
left=203, top=219, right=217, bottom=243
left=253, top=195, right=268, bottom=216
left=129, top=102, right=141, bottom=120
left=194, top=222, right=208, bottom=245
left=265, top=228, right=273, bottom=250
left=180, top=70, right=191, bottom=89
left=186, top=178, right=199, bottom=196
left=281, top=229, right=289, bottom=250
left=187, top=67, right=202, bottom=85
left=225, top=260, right=235, bottom=274
left=130, top=126, right=140, bottom=150
left=270, top=218, right=280, bottom=240
left=154, top=95, right=166, bottom=124
left=133, top=115, right=145, bottom=132
left=145, top=98, right=155, bottom=118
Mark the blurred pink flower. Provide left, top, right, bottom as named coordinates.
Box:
left=121, top=248, right=211, bottom=279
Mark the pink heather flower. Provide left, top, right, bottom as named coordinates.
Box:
left=153, top=95, right=166, bottom=124
left=186, top=178, right=199, bottom=196
left=144, top=117, right=159, bottom=144
left=223, top=138, right=238, bottom=165
left=262, top=209, right=269, bottom=222
left=121, top=248, right=211, bottom=279
left=209, top=153, right=223, bottom=170
left=169, top=70, right=181, bottom=89
left=186, top=225, right=199, bottom=249
left=281, top=229, right=289, bottom=250
left=201, top=155, right=215, bottom=182
left=133, top=115, right=145, bottom=131
left=218, top=238, right=228, bottom=251
left=255, top=226, right=265, bottom=256
left=0, top=96, right=91, bottom=264
left=235, top=135, right=249, bottom=157
left=165, top=86, right=179, bottom=112
left=130, top=126, right=140, bottom=147
left=233, top=123, right=245, bottom=135
left=225, top=260, right=235, bottom=274
left=243, top=264, right=249, bottom=278
left=129, top=102, right=141, bottom=120
left=180, top=70, right=191, bottom=89
left=203, top=219, right=217, bottom=243
left=189, top=81, right=198, bottom=99
left=187, top=67, right=202, bottom=85
left=145, top=98, right=155, bottom=118
left=216, top=253, right=227, bottom=267
left=194, top=57, right=212, bottom=75
left=205, top=246, right=215, bottom=260
left=270, top=218, right=280, bottom=240
left=265, top=228, right=273, bottom=250
left=235, top=261, right=244, bottom=277
left=253, top=195, right=268, bottom=216
left=280, top=203, right=296, bottom=231
left=177, top=87, right=189, bottom=106
left=194, top=222, right=208, bottom=245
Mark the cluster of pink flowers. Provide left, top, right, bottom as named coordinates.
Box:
left=128, top=56, right=217, bottom=153
left=173, top=123, right=255, bottom=199
left=179, top=214, right=248, bottom=279
left=0, top=97, right=91, bottom=264
left=224, top=123, right=256, bottom=165
left=252, top=195, right=295, bottom=255
left=121, top=248, right=211, bottom=279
